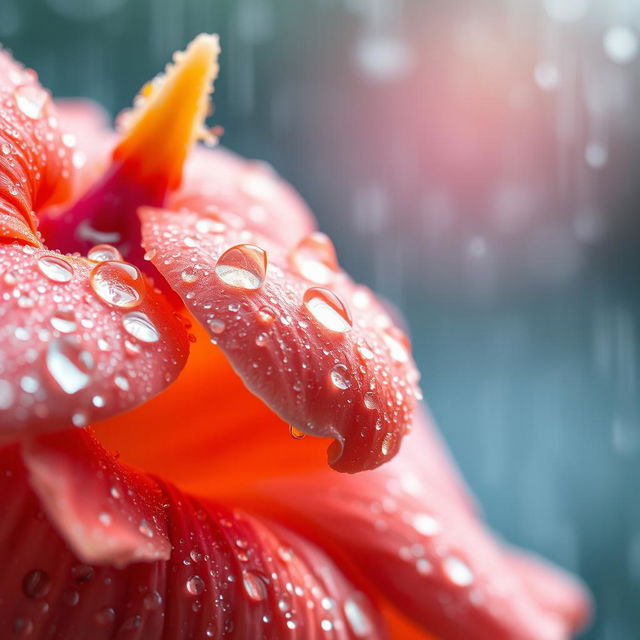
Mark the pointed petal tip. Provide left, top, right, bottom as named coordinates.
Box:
left=113, top=33, right=220, bottom=192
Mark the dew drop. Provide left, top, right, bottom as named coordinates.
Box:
left=381, top=432, right=396, bottom=456
left=138, top=519, right=154, bottom=538
left=382, top=329, right=409, bottom=363
left=20, top=375, right=39, bottom=394
left=71, top=564, right=95, bottom=583
left=256, top=332, right=269, bottom=347
left=95, top=608, right=115, bottom=625
left=22, top=570, right=50, bottom=599
left=303, top=287, right=352, bottom=333
left=413, top=513, right=441, bottom=536
left=344, top=593, right=373, bottom=637
left=363, top=391, right=378, bottom=409
left=181, top=267, right=199, bottom=284
left=209, top=318, right=226, bottom=334
left=46, top=338, right=93, bottom=394
left=37, top=255, right=73, bottom=283
left=442, top=555, right=474, bottom=587
left=258, top=306, right=276, bottom=324
left=90, top=261, right=145, bottom=308
left=87, top=244, right=123, bottom=263
left=143, top=591, right=163, bottom=610
left=122, top=312, right=160, bottom=343
left=291, top=232, right=338, bottom=285
left=242, top=571, right=268, bottom=601
left=50, top=308, right=77, bottom=334
left=15, top=84, right=47, bottom=119
left=215, top=244, right=267, bottom=290
left=330, top=364, right=351, bottom=390
left=289, top=425, right=306, bottom=440
left=186, top=575, right=205, bottom=596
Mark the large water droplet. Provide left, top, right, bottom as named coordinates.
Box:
left=242, top=571, right=268, bottom=601
left=442, top=555, right=474, bottom=587
left=291, top=232, right=338, bottom=285
left=215, top=244, right=267, bottom=290
left=330, top=364, right=351, bottom=390
left=50, top=308, right=77, bottom=334
left=343, top=593, right=373, bottom=637
left=37, top=255, right=73, bottom=283
left=46, top=338, right=93, bottom=394
left=303, top=287, right=352, bottom=333
left=22, top=570, right=50, bottom=599
left=90, top=261, right=145, bottom=308
left=186, top=575, right=205, bottom=595
left=14, top=84, right=47, bottom=119
left=122, top=312, right=160, bottom=343
left=87, top=244, right=123, bottom=263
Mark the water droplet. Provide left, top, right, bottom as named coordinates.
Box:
left=413, top=513, right=440, bottom=536
left=181, top=267, right=198, bottom=284
left=143, top=591, right=163, bottom=610
left=303, top=287, right=352, bottom=333
left=215, top=244, right=267, bottom=290
left=363, top=391, right=378, bottom=409
left=87, top=244, right=123, bottom=263
left=13, top=617, right=33, bottom=636
left=46, top=338, right=93, bottom=394
left=291, top=232, right=338, bottom=285
left=114, top=375, right=129, bottom=391
left=242, top=571, right=268, bottom=601
left=22, top=570, right=50, bottom=599
left=289, top=425, right=306, bottom=440
left=258, top=306, right=276, bottom=324
left=209, top=318, right=225, bottom=334
left=416, top=558, right=433, bottom=575
left=90, top=261, right=145, bottom=308
left=14, top=84, right=47, bottom=119
left=321, top=620, right=333, bottom=631
left=50, top=308, right=77, bottom=334
left=255, top=332, right=269, bottom=347
left=71, top=564, right=94, bottom=582
left=37, top=255, right=73, bottom=283
left=138, top=519, right=154, bottom=538
left=344, top=593, right=373, bottom=637
left=186, top=575, right=205, bottom=595
left=382, top=329, right=409, bottom=363
left=122, top=312, right=160, bottom=343
left=95, top=608, right=115, bottom=625
left=381, top=432, right=396, bottom=456
left=442, top=555, right=474, bottom=587
left=330, top=364, right=351, bottom=390
left=20, top=375, right=39, bottom=394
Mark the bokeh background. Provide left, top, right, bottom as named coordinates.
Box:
left=3, top=0, right=640, bottom=637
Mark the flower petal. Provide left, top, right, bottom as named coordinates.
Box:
left=0, top=48, right=72, bottom=246
left=139, top=205, right=421, bottom=472
left=248, top=408, right=591, bottom=640
left=0, top=243, right=189, bottom=442
left=0, top=432, right=388, bottom=640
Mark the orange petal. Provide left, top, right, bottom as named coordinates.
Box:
left=139, top=205, right=421, bottom=473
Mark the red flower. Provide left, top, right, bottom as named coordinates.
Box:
left=0, top=35, right=590, bottom=639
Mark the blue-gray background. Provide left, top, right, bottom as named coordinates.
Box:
left=4, top=0, right=639, bottom=637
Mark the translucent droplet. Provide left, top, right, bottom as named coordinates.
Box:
left=291, top=232, right=338, bottom=285
left=442, top=555, right=474, bottom=587
left=303, top=287, right=352, bottom=333
left=382, top=329, right=409, bottom=363
left=138, top=519, right=154, bottom=538
left=258, top=306, right=276, bottom=324
left=242, top=571, right=268, bottom=601
left=215, top=244, right=267, bottom=290
left=413, top=513, right=441, bottom=536
left=114, top=375, right=129, bottom=391
left=186, top=575, right=205, bottom=596
left=330, top=364, right=351, bottom=390
left=381, top=432, right=396, bottom=456
left=256, top=332, right=269, bottom=347
left=122, top=312, right=160, bottom=343
left=46, top=338, right=93, bottom=394
left=143, top=591, right=163, bottom=610
left=14, top=84, right=47, bottom=119
left=289, top=425, right=306, bottom=440
left=50, top=308, right=77, bottom=334
left=181, top=267, right=198, bottom=284
left=37, top=255, right=73, bottom=283
left=95, top=608, right=115, bottom=625
left=209, top=318, right=226, bottom=334
left=363, top=391, right=378, bottom=409
left=87, top=244, right=123, bottom=263
left=71, top=564, right=94, bottom=582
left=20, top=375, right=39, bottom=394
left=22, top=570, right=50, bottom=599
left=344, top=593, right=373, bottom=637
left=90, top=261, right=145, bottom=308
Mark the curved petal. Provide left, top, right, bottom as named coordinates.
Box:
left=139, top=205, right=421, bottom=472
left=0, top=48, right=72, bottom=245
left=0, top=432, right=387, bottom=640
left=247, top=408, right=591, bottom=640
left=0, top=243, right=189, bottom=443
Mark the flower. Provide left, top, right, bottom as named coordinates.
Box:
left=0, top=34, right=590, bottom=639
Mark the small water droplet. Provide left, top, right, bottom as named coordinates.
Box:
left=291, top=232, right=338, bottom=285
left=71, top=564, right=95, bottom=583
left=256, top=332, right=269, bottom=347
left=143, top=591, right=163, bottom=610
left=242, top=571, right=268, bottom=601
left=382, top=329, right=409, bottom=363
left=90, top=261, right=145, bottom=308
left=209, top=318, right=226, bottom=334
left=186, top=575, right=205, bottom=596
left=363, top=391, right=378, bottom=409
left=15, top=84, right=47, bottom=119
left=37, top=255, right=73, bottom=283
left=330, top=364, right=351, bottom=390
left=381, top=432, right=396, bottom=456
left=22, top=570, right=50, bottom=599
left=46, top=338, right=93, bottom=394
left=344, top=593, right=373, bottom=637
left=258, top=306, right=276, bottom=324
left=95, top=608, right=115, bottom=625
left=50, top=308, right=77, bottom=334
left=181, top=267, right=199, bottom=284
left=122, top=312, right=160, bottom=343
left=87, top=244, right=123, bottom=263
left=289, top=425, right=306, bottom=440
left=413, top=513, right=440, bottom=536
left=442, top=555, right=474, bottom=587
left=215, top=244, right=267, bottom=290
left=20, top=375, right=39, bottom=394
left=138, top=519, right=154, bottom=538
left=114, top=375, right=129, bottom=392
left=303, top=287, right=352, bottom=333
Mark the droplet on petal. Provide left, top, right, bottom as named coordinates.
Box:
left=186, top=575, right=205, bottom=596
left=50, top=308, right=77, bottom=334
left=122, top=312, right=160, bottom=343
left=330, top=364, right=351, bottom=390
left=242, top=571, right=268, bottom=601
left=46, top=338, right=93, bottom=394
left=37, top=255, right=73, bottom=283
left=303, top=287, right=352, bottom=333
left=22, top=570, right=51, bottom=599
left=343, top=594, right=373, bottom=637
left=442, top=555, right=474, bottom=587
left=14, top=84, right=47, bottom=119
left=290, top=232, right=338, bottom=285
left=215, top=244, right=267, bottom=290
left=363, top=391, right=378, bottom=409
left=87, top=244, right=123, bottom=263
left=90, top=261, right=146, bottom=308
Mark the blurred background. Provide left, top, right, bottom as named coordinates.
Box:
left=3, top=0, right=639, bottom=636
